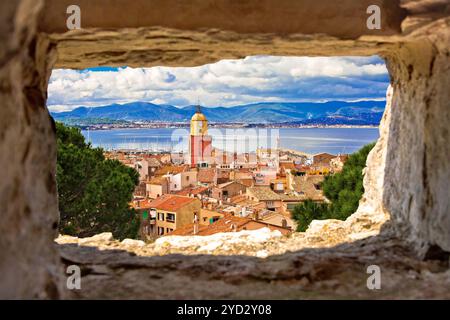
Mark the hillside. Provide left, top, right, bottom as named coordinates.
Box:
left=51, top=100, right=386, bottom=125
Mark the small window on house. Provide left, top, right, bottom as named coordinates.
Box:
left=167, top=213, right=175, bottom=222
left=158, top=227, right=164, bottom=235
left=158, top=213, right=165, bottom=221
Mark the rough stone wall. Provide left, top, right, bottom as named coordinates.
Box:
left=40, top=0, right=406, bottom=37
left=0, top=0, right=62, bottom=298
left=0, top=0, right=449, bottom=299
left=351, top=85, right=393, bottom=234
left=383, top=20, right=450, bottom=257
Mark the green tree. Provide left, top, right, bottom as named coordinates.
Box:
left=292, top=200, right=330, bottom=232
left=56, top=122, right=140, bottom=239
left=292, top=142, right=376, bottom=231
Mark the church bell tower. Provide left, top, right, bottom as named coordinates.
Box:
left=189, top=106, right=212, bottom=168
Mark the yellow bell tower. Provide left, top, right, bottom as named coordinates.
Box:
left=189, top=106, right=212, bottom=168
left=190, top=106, right=208, bottom=136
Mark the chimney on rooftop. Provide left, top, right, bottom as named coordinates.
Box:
left=193, top=212, right=199, bottom=235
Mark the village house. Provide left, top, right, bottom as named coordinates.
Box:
left=154, top=165, right=187, bottom=177
left=229, top=170, right=254, bottom=187
left=130, top=199, right=156, bottom=238
left=222, top=195, right=264, bottom=218
left=286, top=172, right=326, bottom=202
left=175, top=186, right=209, bottom=198
left=257, top=148, right=278, bottom=161
left=198, top=208, right=224, bottom=225
left=145, top=157, right=162, bottom=177
left=155, top=153, right=172, bottom=164
left=146, top=176, right=170, bottom=199
left=170, top=151, right=186, bottom=165
left=134, top=181, right=147, bottom=197
left=146, top=194, right=201, bottom=237
left=279, top=161, right=296, bottom=177
left=313, top=152, right=336, bottom=167
left=154, top=165, right=197, bottom=192
left=177, top=170, right=198, bottom=191
left=197, top=168, right=216, bottom=186
left=213, top=150, right=235, bottom=168
left=216, top=169, right=231, bottom=184
left=246, top=186, right=283, bottom=212
left=234, top=152, right=258, bottom=169
left=253, top=166, right=277, bottom=186
left=134, top=159, right=149, bottom=181
left=270, top=178, right=286, bottom=192
left=330, top=154, right=349, bottom=172
left=258, top=210, right=296, bottom=230
left=211, top=181, right=247, bottom=202
left=246, top=183, right=309, bottom=213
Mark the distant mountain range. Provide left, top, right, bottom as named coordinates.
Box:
left=51, top=100, right=386, bottom=125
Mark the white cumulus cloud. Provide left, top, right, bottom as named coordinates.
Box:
left=47, top=55, right=389, bottom=112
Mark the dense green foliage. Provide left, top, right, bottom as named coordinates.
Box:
left=293, top=142, right=376, bottom=232
left=292, top=200, right=331, bottom=232
left=56, top=122, right=140, bottom=239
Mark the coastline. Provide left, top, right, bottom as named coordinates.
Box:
left=77, top=122, right=380, bottom=131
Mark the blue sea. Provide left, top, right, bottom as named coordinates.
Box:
left=81, top=127, right=379, bottom=155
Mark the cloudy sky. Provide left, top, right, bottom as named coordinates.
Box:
left=47, top=55, right=390, bottom=113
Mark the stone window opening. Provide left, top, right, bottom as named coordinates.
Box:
left=1, top=0, right=449, bottom=299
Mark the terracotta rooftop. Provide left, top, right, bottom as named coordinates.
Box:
left=333, top=154, right=349, bottom=162
left=229, top=194, right=247, bottom=204
left=216, top=180, right=245, bottom=189
left=147, top=194, right=197, bottom=211
left=146, top=157, right=162, bottom=167
left=292, top=175, right=325, bottom=200
left=313, top=153, right=336, bottom=165
left=168, top=214, right=291, bottom=236
left=147, top=176, right=168, bottom=185
left=217, top=170, right=230, bottom=179
left=155, top=165, right=187, bottom=176
left=175, top=186, right=209, bottom=196
left=280, top=162, right=296, bottom=170
left=198, top=168, right=215, bottom=183
left=130, top=199, right=153, bottom=210
left=247, top=186, right=281, bottom=201
left=232, top=171, right=253, bottom=180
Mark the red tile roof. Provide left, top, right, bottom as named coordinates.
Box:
left=197, top=168, right=215, bottom=183
left=175, top=186, right=209, bottom=196
left=130, top=199, right=154, bottom=209
left=147, top=176, right=168, bottom=185
left=155, top=165, right=187, bottom=176
left=147, top=194, right=197, bottom=211
left=168, top=214, right=291, bottom=236
left=280, top=162, right=296, bottom=170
